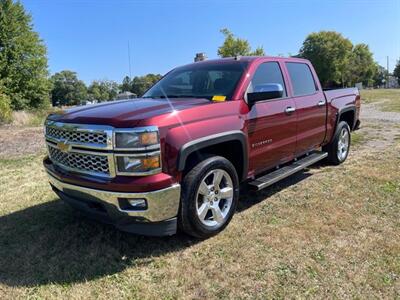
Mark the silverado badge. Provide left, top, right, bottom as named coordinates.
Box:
left=57, top=141, right=71, bottom=153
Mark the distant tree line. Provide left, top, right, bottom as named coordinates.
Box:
left=0, top=0, right=162, bottom=120
left=1, top=0, right=400, bottom=123
left=49, top=71, right=162, bottom=106
left=298, top=31, right=383, bottom=88
left=218, top=29, right=395, bottom=88
left=120, top=74, right=162, bottom=96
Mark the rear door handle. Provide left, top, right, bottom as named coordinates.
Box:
left=317, top=100, right=326, bottom=106
left=285, top=106, right=296, bottom=114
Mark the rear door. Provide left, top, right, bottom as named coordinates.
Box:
left=246, top=61, right=297, bottom=174
left=285, top=62, right=326, bottom=155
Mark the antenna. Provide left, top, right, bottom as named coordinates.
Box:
left=128, top=41, right=132, bottom=78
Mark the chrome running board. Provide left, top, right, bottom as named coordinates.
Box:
left=248, top=152, right=328, bottom=191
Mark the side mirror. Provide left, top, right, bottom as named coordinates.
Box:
left=247, top=83, right=283, bottom=106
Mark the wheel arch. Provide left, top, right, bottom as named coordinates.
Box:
left=177, top=131, right=248, bottom=182
left=336, top=106, right=356, bottom=131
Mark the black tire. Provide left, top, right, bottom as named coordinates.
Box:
left=323, top=121, right=351, bottom=165
left=179, top=156, right=239, bottom=239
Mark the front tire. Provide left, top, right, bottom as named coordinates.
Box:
left=323, top=121, right=351, bottom=165
left=179, top=156, right=239, bottom=238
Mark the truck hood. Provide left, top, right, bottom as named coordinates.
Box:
left=48, top=98, right=211, bottom=127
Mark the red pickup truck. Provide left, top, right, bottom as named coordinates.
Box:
left=44, top=56, right=361, bottom=238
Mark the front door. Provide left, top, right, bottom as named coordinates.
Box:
left=246, top=61, right=297, bottom=175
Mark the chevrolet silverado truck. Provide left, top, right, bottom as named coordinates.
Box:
left=43, top=56, right=361, bottom=238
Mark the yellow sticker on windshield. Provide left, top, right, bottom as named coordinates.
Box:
left=212, top=95, right=226, bottom=102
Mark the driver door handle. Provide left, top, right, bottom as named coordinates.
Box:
left=285, top=106, right=296, bottom=114
left=317, top=100, right=326, bottom=106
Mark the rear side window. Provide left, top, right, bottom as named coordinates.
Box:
left=286, top=62, right=317, bottom=96
left=247, top=62, right=287, bottom=98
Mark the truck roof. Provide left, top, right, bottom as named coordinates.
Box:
left=183, top=56, right=310, bottom=68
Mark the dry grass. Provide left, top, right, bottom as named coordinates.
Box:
left=11, top=111, right=35, bottom=126
left=10, top=108, right=63, bottom=127
left=350, top=130, right=366, bottom=146
left=361, top=89, right=400, bottom=112
left=0, top=133, right=399, bottom=299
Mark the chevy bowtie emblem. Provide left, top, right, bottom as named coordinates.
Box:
left=57, top=141, right=71, bottom=153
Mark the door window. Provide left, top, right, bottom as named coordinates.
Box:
left=247, top=62, right=287, bottom=98
left=286, top=62, right=317, bottom=96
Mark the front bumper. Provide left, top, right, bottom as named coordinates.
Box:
left=47, top=172, right=181, bottom=236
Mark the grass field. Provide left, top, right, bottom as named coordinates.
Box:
left=361, top=89, right=400, bottom=112
left=0, top=91, right=399, bottom=299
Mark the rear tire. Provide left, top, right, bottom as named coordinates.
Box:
left=323, top=121, right=351, bottom=165
left=179, top=156, right=239, bottom=239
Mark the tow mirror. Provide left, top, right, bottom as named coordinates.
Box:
left=247, top=83, right=283, bottom=107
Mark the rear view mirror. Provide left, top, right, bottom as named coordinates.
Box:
left=247, top=83, right=283, bottom=106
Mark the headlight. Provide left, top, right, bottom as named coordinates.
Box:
left=115, top=152, right=161, bottom=175
left=114, top=127, right=159, bottom=150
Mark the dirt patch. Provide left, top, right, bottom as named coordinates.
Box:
left=0, top=126, right=45, bottom=158
left=357, top=103, right=400, bottom=151
left=361, top=102, right=400, bottom=123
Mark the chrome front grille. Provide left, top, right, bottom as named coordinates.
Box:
left=45, top=121, right=114, bottom=178
left=46, top=127, right=108, bottom=145
left=44, top=121, right=160, bottom=178
left=48, top=144, right=110, bottom=176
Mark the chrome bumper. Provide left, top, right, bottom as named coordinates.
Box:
left=47, top=173, right=181, bottom=223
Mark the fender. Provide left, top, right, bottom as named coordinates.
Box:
left=336, top=105, right=356, bottom=130
left=325, top=105, right=356, bottom=145
left=177, top=130, right=248, bottom=181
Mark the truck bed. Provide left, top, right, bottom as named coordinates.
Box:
left=323, top=87, right=359, bottom=102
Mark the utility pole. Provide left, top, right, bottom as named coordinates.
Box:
left=128, top=41, right=132, bottom=79
left=386, top=56, right=389, bottom=88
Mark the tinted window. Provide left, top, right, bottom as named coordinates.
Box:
left=247, top=62, right=287, bottom=98
left=286, top=62, right=317, bottom=96
left=143, top=62, right=248, bottom=100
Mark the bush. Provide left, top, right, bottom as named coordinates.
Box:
left=0, top=93, right=13, bottom=124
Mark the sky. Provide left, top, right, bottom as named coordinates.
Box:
left=22, top=0, right=400, bottom=84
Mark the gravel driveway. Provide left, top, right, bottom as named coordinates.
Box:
left=361, top=102, right=400, bottom=123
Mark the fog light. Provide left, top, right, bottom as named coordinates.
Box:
left=128, top=198, right=147, bottom=209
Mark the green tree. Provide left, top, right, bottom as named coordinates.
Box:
left=373, top=64, right=387, bottom=87
left=131, top=74, right=162, bottom=96
left=88, top=80, right=119, bottom=102
left=218, top=28, right=265, bottom=58
left=299, top=31, right=353, bottom=88
left=120, top=76, right=131, bottom=92
left=393, top=59, right=400, bottom=85
left=345, top=44, right=376, bottom=87
left=0, top=0, right=50, bottom=110
left=50, top=71, right=87, bottom=106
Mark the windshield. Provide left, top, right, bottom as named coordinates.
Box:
left=143, top=61, right=248, bottom=100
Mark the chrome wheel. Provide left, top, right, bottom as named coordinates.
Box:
left=195, top=169, right=234, bottom=227
left=337, top=128, right=349, bottom=161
